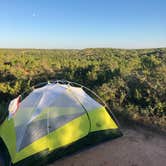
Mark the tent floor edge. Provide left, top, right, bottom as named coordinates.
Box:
left=14, top=128, right=122, bottom=166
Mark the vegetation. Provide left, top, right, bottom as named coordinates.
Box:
left=0, top=48, right=166, bottom=130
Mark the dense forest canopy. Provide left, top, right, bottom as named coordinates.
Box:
left=0, top=48, right=166, bottom=129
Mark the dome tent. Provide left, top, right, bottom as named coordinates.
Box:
left=7, top=80, right=122, bottom=165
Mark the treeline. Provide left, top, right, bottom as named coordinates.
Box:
left=0, top=48, right=166, bottom=129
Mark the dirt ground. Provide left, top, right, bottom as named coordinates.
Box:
left=48, top=124, right=166, bottom=166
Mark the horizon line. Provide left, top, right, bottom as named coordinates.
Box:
left=0, top=46, right=166, bottom=50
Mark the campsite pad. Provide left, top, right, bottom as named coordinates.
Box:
left=48, top=124, right=166, bottom=166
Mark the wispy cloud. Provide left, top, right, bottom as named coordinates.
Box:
left=32, top=12, right=39, bottom=17
left=32, top=12, right=36, bottom=17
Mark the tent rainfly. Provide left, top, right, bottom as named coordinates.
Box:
left=4, top=81, right=122, bottom=165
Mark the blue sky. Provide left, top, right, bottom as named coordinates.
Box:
left=0, top=0, right=166, bottom=49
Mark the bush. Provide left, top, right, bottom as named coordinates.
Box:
left=0, top=48, right=165, bottom=129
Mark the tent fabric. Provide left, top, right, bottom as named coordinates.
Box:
left=13, top=83, right=104, bottom=152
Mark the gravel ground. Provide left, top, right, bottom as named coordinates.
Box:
left=48, top=125, right=166, bottom=166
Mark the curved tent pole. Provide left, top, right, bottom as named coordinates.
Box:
left=19, top=79, right=121, bottom=128
left=51, top=80, right=121, bottom=128
left=67, top=81, right=121, bottom=128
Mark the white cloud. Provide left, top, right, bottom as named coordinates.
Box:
left=32, top=12, right=36, bottom=17
left=32, top=11, right=39, bottom=17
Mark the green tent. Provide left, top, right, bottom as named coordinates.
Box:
left=0, top=81, right=122, bottom=166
